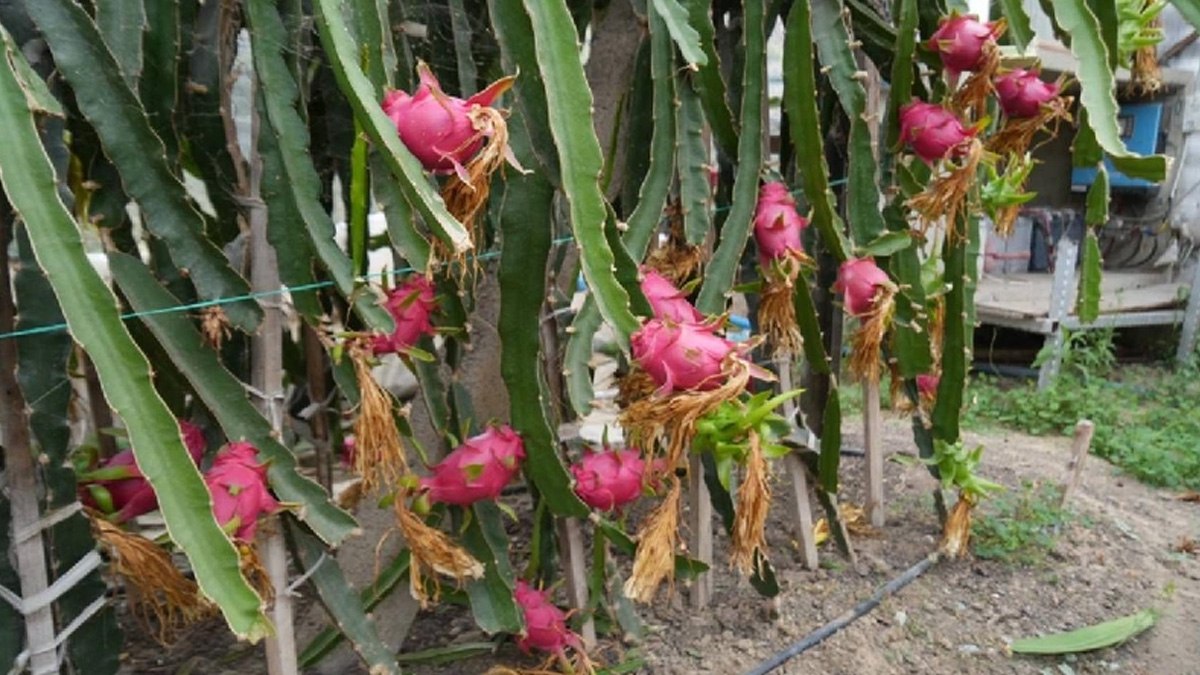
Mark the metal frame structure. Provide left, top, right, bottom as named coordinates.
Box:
left=977, top=223, right=1200, bottom=389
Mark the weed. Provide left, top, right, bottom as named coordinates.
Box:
left=972, top=480, right=1072, bottom=564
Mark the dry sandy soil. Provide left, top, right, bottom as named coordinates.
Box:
left=121, top=414, right=1200, bottom=675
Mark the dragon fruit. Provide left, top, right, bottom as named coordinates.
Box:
left=80, top=419, right=207, bottom=524
left=514, top=581, right=582, bottom=655
left=640, top=267, right=702, bottom=323
left=631, top=319, right=736, bottom=394
left=570, top=448, right=646, bottom=512
left=420, top=425, right=526, bottom=506
left=205, top=441, right=280, bottom=541
left=927, top=14, right=1000, bottom=74
left=994, top=69, right=1059, bottom=118
left=753, top=181, right=808, bottom=266
left=899, top=101, right=975, bottom=164
left=835, top=257, right=893, bottom=317
left=372, top=275, right=437, bottom=355
left=382, top=63, right=513, bottom=175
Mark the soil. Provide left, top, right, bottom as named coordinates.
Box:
left=119, top=414, right=1200, bottom=675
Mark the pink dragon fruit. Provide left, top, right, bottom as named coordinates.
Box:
left=835, top=258, right=893, bottom=317
left=631, top=319, right=736, bottom=394
left=382, top=63, right=513, bottom=175
left=640, top=267, right=702, bottom=323
left=514, top=581, right=582, bottom=655
left=927, top=14, right=1000, bottom=74
left=753, top=181, right=808, bottom=266
left=372, top=275, right=437, bottom=356
left=420, top=425, right=526, bottom=506
left=570, top=448, right=646, bottom=512
left=80, top=419, right=207, bottom=524
left=916, top=374, right=940, bottom=397
left=899, top=101, right=975, bottom=164
left=994, top=69, right=1060, bottom=118
left=205, top=441, right=280, bottom=541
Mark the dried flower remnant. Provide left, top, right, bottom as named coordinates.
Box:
left=91, top=517, right=213, bottom=644
left=394, top=495, right=484, bottom=607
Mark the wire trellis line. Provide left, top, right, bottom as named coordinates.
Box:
left=1, top=179, right=848, bottom=342
left=0, top=237, right=546, bottom=342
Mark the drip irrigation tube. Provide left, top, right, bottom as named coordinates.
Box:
left=743, top=553, right=941, bottom=675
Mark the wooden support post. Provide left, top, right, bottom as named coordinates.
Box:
left=1177, top=263, right=1200, bottom=364
left=556, top=518, right=596, bottom=647
left=863, top=380, right=885, bottom=527
left=1, top=219, right=58, bottom=675
left=688, top=453, right=713, bottom=608
left=1059, top=420, right=1096, bottom=507
left=783, top=453, right=819, bottom=570
left=776, top=355, right=818, bottom=569
left=246, top=61, right=297, bottom=675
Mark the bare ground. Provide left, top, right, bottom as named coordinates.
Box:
left=120, top=415, right=1200, bottom=675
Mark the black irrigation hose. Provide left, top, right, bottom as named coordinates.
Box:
left=743, top=553, right=941, bottom=675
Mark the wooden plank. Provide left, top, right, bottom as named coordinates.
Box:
left=976, top=271, right=1187, bottom=319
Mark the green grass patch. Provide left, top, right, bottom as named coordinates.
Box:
left=966, top=331, right=1200, bottom=490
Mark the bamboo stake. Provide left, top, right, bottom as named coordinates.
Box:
left=245, top=46, right=297, bottom=675
left=1059, top=420, right=1095, bottom=508
left=556, top=517, right=596, bottom=647
left=1, top=218, right=59, bottom=675
left=688, top=453, right=714, bottom=608
left=863, top=380, right=885, bottom=527
left=777, top=355, right=818, bottom=569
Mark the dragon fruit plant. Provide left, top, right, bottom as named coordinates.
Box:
left=0, top=0, right=1161, bottom=670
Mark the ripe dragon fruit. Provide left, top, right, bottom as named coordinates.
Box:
left=899, top=101, right=975, bottom=164
left=753, top=181, right=808, bottom=266
left=205, top=441, right=280, bottom=541
left=514, top=581, right=582, bottom=655
left=835, top=257, right=893, bottom=317
left=917, top=374, right=941, bottom=399
left=994, top=69, right=1060, bottom=118
left=372, top=275, right=437, bottom=356
left=420, top=425, right=526, bottom=506
left=631, top=319, right=736, bottom=394
left=927, top=14, right=1000, bottom=74
left=570, top=448, right=646, bottom=512
left=640, top=267, right=702, bottom=324
left=382, top=63, right=513, bottom=175
left=80, top=419, right=207, bottom=524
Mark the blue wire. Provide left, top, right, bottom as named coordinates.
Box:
left=0, top=180, right=847, bottom=342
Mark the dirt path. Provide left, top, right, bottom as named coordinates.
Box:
left=627, top=416, right=1200, bottom=675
